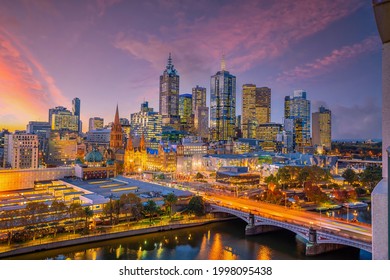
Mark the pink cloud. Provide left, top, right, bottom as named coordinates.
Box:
left=0, top=28, right=69, bottom=129
left=114, top=0, right=365, bottom=75
left=276, top=35, right=380, bottom=82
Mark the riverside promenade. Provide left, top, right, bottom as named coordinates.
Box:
left=0, top=216, right=233, bottom=259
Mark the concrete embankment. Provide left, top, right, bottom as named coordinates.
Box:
left=0, top=218, right=234, bottom=259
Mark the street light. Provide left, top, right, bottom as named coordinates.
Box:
left=282, top=192, right=287, bottom=208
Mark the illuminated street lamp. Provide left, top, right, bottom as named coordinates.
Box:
left=282, top=192, right=287, bottom=208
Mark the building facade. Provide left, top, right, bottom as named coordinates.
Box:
left=3, top=134, right=39, bottom=169
left=46, top=131, right=78, bottom=166
left=0, top=167, right=74, bottom=192
left=192, top=86, right=206, bottom=110
left=89, top=117, right=104, bottom=131
left=50, top=106, right=79, bottom=132
left=130, top=101, right=162, bottom=146
left=284, top=90, right=311, bottom=151
left=159, top=53, right=180, bottom=129
left=179, top=93, right=193, bottom=132
left=312, top=106, right=332, bottom=150
left=241, top=85, right=271, bottom=138
left=72, top=97, right=81, bottom=133
left=210, top=59, right=236, bottom=141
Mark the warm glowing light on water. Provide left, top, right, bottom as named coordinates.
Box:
left=257, top=245, right=271, bottom=260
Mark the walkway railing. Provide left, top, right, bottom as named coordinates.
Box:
left=0, top=215, right=223, bottom=255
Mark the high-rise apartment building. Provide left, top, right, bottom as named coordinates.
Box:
left=159, top=53, right=180, bottom=129
left=89, top=117, right=104, bottom=131
left=284, top=90, right=311, bottom=150
left=241, top=84, right=271, bottom=138
left=3, top=133, right=39, bottom=169
left=210, top=58, right=236, bottom=141
left=312, top=106, right=332, bottom=150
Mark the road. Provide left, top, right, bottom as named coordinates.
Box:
left=203, top=193, right=372, bottom=243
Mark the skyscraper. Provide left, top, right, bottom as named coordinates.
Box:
left=210, top=57, right=236, bottom=141
left=72, top=97, right=81, bottom=133
left=192, top=85, right=209, bottom=139
left=256, top=87, right=271, bottom=124
left=312, top=106, right=332, bottom=150
left=241, top=85, right=271, bottom=138
left=159, top=53, right=180, bottom=129
left=242, top=84, right=257, bottom=138
left=179, top=94, right=193, bottom=132
left=192, top=86, right=206, bottom=110
left=284, top=90, right=311, bottom=150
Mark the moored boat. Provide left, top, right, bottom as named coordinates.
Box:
left=342, top=202, right=368, bottom=208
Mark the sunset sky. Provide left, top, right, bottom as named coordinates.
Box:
left=0, top=0, right=382, bottom=139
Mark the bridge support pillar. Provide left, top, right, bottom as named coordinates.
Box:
left=296, top=233, right=347, bottom=256
left=245, top=224, right=280, bottom=235
left=305, top=242, right=347, bottom=256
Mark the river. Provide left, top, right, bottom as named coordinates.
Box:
left=5, top=206, right=372, bottom=260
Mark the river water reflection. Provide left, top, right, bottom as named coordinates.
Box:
left=7, top=217, right=371, bottom=260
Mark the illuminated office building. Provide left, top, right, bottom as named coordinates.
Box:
left=210, top=57, right=236, bottom=141
left=312, top=106, right=332, bottom=150
left=159, top=53, right=180, bottom=129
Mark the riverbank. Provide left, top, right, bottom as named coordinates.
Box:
left=0, top=217, right=234, bottom=259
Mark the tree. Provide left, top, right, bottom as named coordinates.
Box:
left=187, top=196, right=205, bottom=216
left=68, top=202, right=83, bottom=234
left=304, top=183, right=329, bottom=204
left=342, top=168, right=357, bottom=185
left=51, top=200, right=67, bottom=222
left=23, top=202, right=49, bottom=240
left=164, top=192, right=178, bottom=218
left=360, top=165, right=382, bottom=190
left=0, top=210, right=19, bottom=245
left=276, top=167, right=292, bottom=188
left=144, top=200, right=158, bottom=223
left=297, top=168, right=310, bottom=186
left=264, top=174, right=278, bottom=186
left=119, top=193, right=143, bottom=226
left=82, top=206, right=94, bottom=232
left=50, top=200, right=67, bottom=237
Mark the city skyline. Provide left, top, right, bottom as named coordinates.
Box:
left=0, top=0, right=382, bottom=139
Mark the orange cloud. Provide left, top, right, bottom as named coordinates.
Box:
left=0, top=28, right=69, bottom=131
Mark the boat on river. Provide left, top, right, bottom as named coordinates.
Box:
left=342, top=202, right=369, bottom=208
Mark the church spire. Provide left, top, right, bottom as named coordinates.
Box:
left=126, top=131, right=133, bottom=151
left=114, top=104, right=120, bottom=125
left=110, top=104, right=123, bottom=150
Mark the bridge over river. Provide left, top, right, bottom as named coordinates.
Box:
left=206, top=196, right=372, bottom=256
